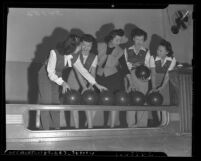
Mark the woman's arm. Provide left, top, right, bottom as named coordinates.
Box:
left=159, top=72, right=169, bottom=90
left=144, top=50, right=151, bottom=68
left=158, top=58, right=176, bottom=90
left=72, top=54, right=107, bottom=91
left=47, top=50, right=64, bottom=86
left=150, top=67, right=156, bottom=89
left=73, top=56, right=96, bottom=85
left=90, top=56, right=98, bottom=78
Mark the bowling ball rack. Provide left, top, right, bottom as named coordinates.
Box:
left=6, top=104, right=179, bottom=143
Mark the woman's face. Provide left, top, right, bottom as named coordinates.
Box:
left=157, top=45, right=168, bottom=58
left=81, top=41, right=92, bottom=54
left=111, top=35, right=122, bottom=46
left=133, top=35, right=145, bottom=48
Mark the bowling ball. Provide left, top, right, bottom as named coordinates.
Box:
left=115, top=91, right=130, bottom=106
left=99, top=91, right=114, bottom=105
left=135, top=65, right=151, bottom=80
left=64, top=90, right=81, bottom=105
left=130, top=91, right=146, bottom=105
left=146, top=92, right=163, bottom=106
left=82, top=90, right=98, bottom=105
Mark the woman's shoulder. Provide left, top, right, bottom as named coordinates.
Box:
left=166, top=56, right=176, bottom=61
left=50, top=49, right=60, bottom=56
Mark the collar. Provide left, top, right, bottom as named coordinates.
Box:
left=155, top=56, right=173, bottom=61
left=128, top=45, right=146, bottom=54
left=128, top=45, right=146, bottom=51
left=155, top=56, right=173, bottom=66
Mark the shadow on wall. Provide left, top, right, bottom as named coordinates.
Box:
left=27, top=27, right=84, bottom=129
left=27, top=27, right=69, bottom=104
left=95, top=23, right=115, bottom=43
left=95, top=22, right=140, bottom=49
left=149, top=34, right=163, bottom=57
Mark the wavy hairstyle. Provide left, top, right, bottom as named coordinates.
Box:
left=81, top=34, right=98, bottom=55
left=159, top=39, right=174, bottom=57
left=104, top=29, right=124, bottom=44
left=130, top=28, right=147, bottom=42
left=56, top=34, right=81, bottom=55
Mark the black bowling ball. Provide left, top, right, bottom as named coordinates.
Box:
left=130, top=91, right=146, bottom=105
left=82, top=90, right=98, bottom=105
left=115, top=91, right=130, bottom=106
left=99, top=91, right=114, bottom=105
left=64, top=90, right=81, bottom=105
left=135, top=65, right=151, bottom=80
left=146, top=92, right=163, bottom=106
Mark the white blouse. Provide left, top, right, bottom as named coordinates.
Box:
left=149, top=56, right=176, bottom=71
left=46, top=50, right=96, bottom=86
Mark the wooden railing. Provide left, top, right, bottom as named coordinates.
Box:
left=6, top=104, right=180, bottom=142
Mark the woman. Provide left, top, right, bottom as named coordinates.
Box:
left=37, top=34, right=107, bottom=130
left=67, top=34, right=98, bottom=128
left=96, top=29, right=133, bottom=128
left=149, top=39, right=176, bottom=126
left=124, top=28, right=151, bottom=128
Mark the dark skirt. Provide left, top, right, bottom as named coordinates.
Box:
left=96, top=72, right=124, bottom=94
left=37, top=65, right=61, bottom=130
left=38, top=65, right=62, bottom=104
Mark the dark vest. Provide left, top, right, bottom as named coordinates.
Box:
left=80, top=52, right=96, bottom=71
left=43, top=49, right=65, bottom=77
left=127, top=48, right=148, bottom=65
left=155, top=59, right=172, bottom=73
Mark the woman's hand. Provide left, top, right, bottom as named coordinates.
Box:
left=62, top=81, right=71, bottom=94
left=149, top=87, right=159, bottom=94
left=139, top=77, right=149, bottom=82
left=133, top=62, right=142, bottom=68
left=95, top=83, right=108, bottom=92
left=157, top=86, right=163, bottom=92
left=127, top=83, right=137, bottom=92
left=127, top=62, right=133, bottom=70
left=81, top=86, right=88, bottom=94
left=127, top=85, right=134, bottom=93
left=88, top=84, right=94, bottom=91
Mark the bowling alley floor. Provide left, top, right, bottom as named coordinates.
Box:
left=7, top=133, right=191, bottom=156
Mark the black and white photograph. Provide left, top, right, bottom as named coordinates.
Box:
left=4, top=3, right=193, bottom=157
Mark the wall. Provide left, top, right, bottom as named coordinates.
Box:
left=162, top=4, right=193, bottom=64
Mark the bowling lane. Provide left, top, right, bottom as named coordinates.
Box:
left=7, top=134, right=191, bottom=156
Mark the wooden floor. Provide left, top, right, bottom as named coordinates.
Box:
left=7, top=133, right=191, bottom=157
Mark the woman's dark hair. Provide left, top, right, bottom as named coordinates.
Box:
left=159, top=39, right=174, bottom=57
left=56, top=34, right=81, bottom=55
left=131, top=28, right=147, bottom=42
left=104, top=29, right=124, bottom=44
left=81, top=34, right=98, bottom=55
